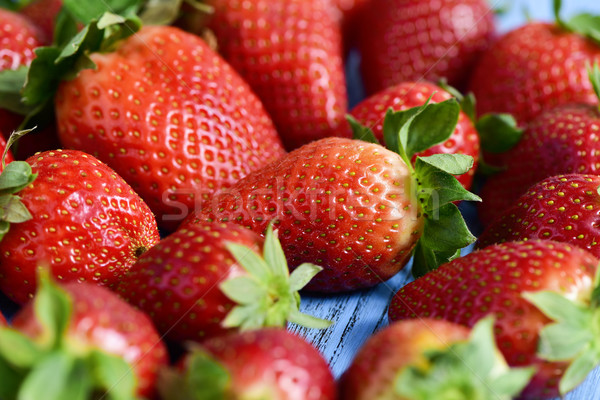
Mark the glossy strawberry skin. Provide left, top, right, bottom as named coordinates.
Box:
left=0, top=9, right=42, bottom=70
left=207, top=0, right=348, bottom=150
left=0, top=149, right=160, bottom=304
left=478, top=175, right=600, bottom=256
left=340, top=318, right=469, bottom=400
left=118, top=222, right=263, bottom=342
left=479, top=103, right=600, bottom=226
left=19, top=0, right=64, bottom=44
left=55, top=25, right=286, bottom=231
left=0, top=9, right=44, bottom=138
left=389, top=240, right=598, bottom=399
left=470, top=23, right=600, bottom=124
left=356, top=0, right=495, bottom=95
left=189, top=137, right=422, bottom=293
left=11, top=282, right=168, bottom=398
left=196, top=328, right=336, bottom=400
left=340, top=81, right=479, bottom=189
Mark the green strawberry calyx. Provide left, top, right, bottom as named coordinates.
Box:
left=554, top=0, right=600, bottom=46
left=523, top=265, right=600, bottom=396
left=220, top=222, right=332, bottom=331
left=395, top=317, right=535, bottom=400
left=0, top=128, right=37, bottom=242
left=350, top=98, right=480, bottom=277
left=0, top=271, right=140, bottom=400
left=437, top=79, right=523, bottom=173
left=158, top=347, right=231, bottom=400
left=588, top=62, right=600, bottom=106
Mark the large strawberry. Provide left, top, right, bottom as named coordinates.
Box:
left=202, top=0, right=348, bottom=150
left=159, top=328, right=336, bottom=400
left=0, top=274, right=168, bottom=399
left=389, top=240, right=600, bottom=399
left=340, top=317, right=534, bottom=400
left=0, top=8, right=44, bottom=141
left=469, top=1, right=600, bottom=124
left=16, top=6, right=285, bottom=231
left=118, top=222, right=330, bottom=342
left=341, top=81, right=480, bottom=189
left=18, top=0, right=64, bottom=44
left=477, top=65, right=600, bottom=226
left=0, top=147, right=160, bottom=304
left=188, top=100, right=480, bottom=292
left=355, top=0, right=495, bottom=95
left=478, top=174, right=600, bottom=255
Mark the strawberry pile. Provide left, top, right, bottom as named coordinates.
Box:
left=1, top=0, right=600, bottom=399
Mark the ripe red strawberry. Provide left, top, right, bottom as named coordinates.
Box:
left=340, top=317, right=534, bottom=400
left=159, top=328, right=336, bottom=400
left=478, top=86, right=600, bottom=226
left=205, top=0, right=348, bottom=150
left=21, top=14, right=285, bottom=231
left=340, top=81, right=480, bottom=189
left=389, top=240, right=600, bottom=399
left=0, top=311, right=5, bottom=325
left=1, top=275, right=168, bottom=399
left=469, top=4, right=600, bottom=124
left=355, top=0, right=495, bottom=95
left=0, top=148, right=160, bottom=304
left=119, top=222, right=330, bottom=342
left=478, top=174, right=600, bottom=254
left=0, top=8, right=44, bottom=139
left=19, top=0, right=64, bottom=44
left=188, top=100, right=480, bottom=291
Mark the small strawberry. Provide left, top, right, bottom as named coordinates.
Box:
left=204, top=0, right=348, bottom=150
left=340, top=317, right=534, bottom=400
left=159, top=328, right=336, bottom=400
left=478, top=174, right=600, bottom=255
left=118, top=222, right=330, bottom=343
left=389, top=240, right=600, bottom=399
left=469, top=1, right=600, bottom=124
left=16, top=8, right=285, bottom=231
left=0, top=147, right=160, bottom=304
left=188, top=99, right=480, bottom=292
left=355, top=0, right=496, bottom=95
left=478, top=64, right=600, bottom=226
left=1, top=274, right=168, bottom=399
left=341, top=81, right=480, bottom=189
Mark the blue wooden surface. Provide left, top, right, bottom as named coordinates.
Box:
left=2, top=1, right=600, bottom=399
left=293, top=1, right=600, bottom=399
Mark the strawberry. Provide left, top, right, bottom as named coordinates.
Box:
left=188, top=100, right=480, bottom=292
left=14, top=7, right=285, bottom=231
left=0, top=9, right=42, bottom=71
left=159, top=328, right=336, bottom=400
left=0, top=310, right=5, bottom=325
left=202, top=0, right=348, bottom=150
left=389, top=240, right=600, bottom=399
left=340, top=317, right=534, bottom=400
left=0, top=8, right=45, bottom=140
left=469, top=2, right=600, bottom=125
left=477, top=65, right=600, bottom=226
left=0, top=274, right=168, bottom=399
left=0, top=147, right=160, bottom=304
left=118, top=222, right=330, bottom=342
left=19, top=0, right=64, bottom=44
left=341, top=81, right=480, bottom=189
left=355, top=0, right=495, bottom=95
left=478, top=174, right=600, bottom=255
